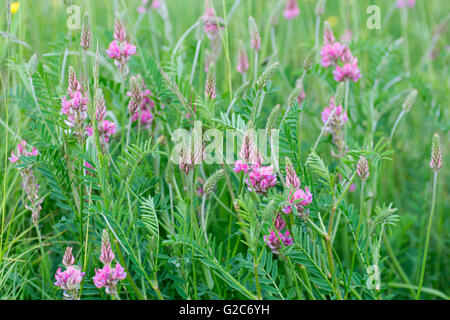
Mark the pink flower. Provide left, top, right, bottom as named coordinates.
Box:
left=320, top=42, right=347, bottom=67
left=202, top=4, right=224, bottom=39
left=233, top=160, right=250, bottom=173
left=282, top=187, right=313, bottom=215
left=264, top=229, right=294, bottom=253
left=246, top=164, right=277, bottom=195
left=321, top=96, right=348, bottom=125
left=106, top=40, right=121, bottom=59
left=283, top=0, right=300, bottom=20
left=128, top=85, right=155, bottom=127
left=236, top=45, right=249, bottom=74
left=93, top=263, right=127, bottom=295
left=151, top=0, right=161, bottom=9
left=274, top=214, right=286, bottom=231
left=106, top=21, right=136, bottom=74
left=333, top=58, right=361, bottom=82
left=9, top=140, right=38, bottom=163
left=54, top=265, right=85, bottom=299
left=348, top=183, right=356, bottom=192
left=100, top=120, right=117, bottom=143
left=86, top=125, right=93, bottom=137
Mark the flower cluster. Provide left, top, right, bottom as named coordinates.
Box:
left=9, top=140, right=38, bottom=163
left=247, top=165, right=277, bottom=195
left=86, top=89, right=117, bottom=145
left=202, top=1, right=224, bottom=40
left=9, top=141, right=42, bottom=225
left=54, top=247, right=85, bottom=300
left=264, top=215, right=294, bottom=254
left=234, top=131, right=277, bottom=195
left=320, top=23, right=361, bottom=82
left=92, top=230, right=127, bottom=298
left=321, top=96, right=348, bottom=158
left=282, top=158, right=313, bottom=218
left=236, top=40, right=249, bottom=75
left=283, top=0, right=300, bottom=20
left=127, top=75, right=157, bottom=128
left=61, top=67, right=89, bottom=141
left=106, top=20, right=136, bottom=75
left=202, top=1, right=224, bottom=72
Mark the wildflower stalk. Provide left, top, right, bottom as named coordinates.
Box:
left=254, top=256, right=262, bottom=299
left=312, top=106, right=338, bottom=151
left=253, top=52, right=258, bottom=85
left=390, top=109, right=405, bottom=141
left=346, top=179, right=365, bottom=298
left=190, top=39, right=202, bottom=85
left=34, top=223, right=50, bottom=296
left=172, top=21, right=200, bottom=58
left=416, top=170, right=438, bottom=299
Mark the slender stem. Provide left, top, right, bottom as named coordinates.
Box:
left=254, top=257, right=262, bottom=300
left=312, top=106, right=338, bottom=151
left=416, top=170, right=438, bottom=299
left=201, top=195, right=208, bottom=242
left=172, top=21, right=199, bottom=58
left=226, top=97, right=237, bottom=116
left=190, top=40, right=202, bottom=85
left=253, top=51, right=258, bottom=85
left=34, top=223, right=49, bottom=298
left=390, top=109, right=405, bottom=141
left=346, top=180, right=364, bottom=298
left=383, top=234, right=415, bottom=298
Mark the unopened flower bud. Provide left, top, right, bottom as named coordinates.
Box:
left=257, top=62, right=279, bottom=89
left=303, top=48, right=316, bottom=71
left=205, top=63, right=216, bottom=99
left=100, top=229, right=115, bottom=265
left=114, top=19, right=127, bottom=42
left=249, top=16, right=261, bottom=52
left=357, top=156, right=369, bottom=181
left=63, top=246, right=75, bottom=268
left=323, top=21, right=335, bottom=45
left=315, top=0, right=325, bottom=16
left=81, top=13, right=92, bottom=50
left=430, top=133, right=442, bottom=172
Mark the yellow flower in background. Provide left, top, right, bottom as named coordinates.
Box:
left=327, top=16, right=338, bottom=27
left=10, top=1, right=20, bottom=14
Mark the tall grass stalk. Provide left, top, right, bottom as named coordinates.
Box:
left=416, top=170, right=439, bottom=299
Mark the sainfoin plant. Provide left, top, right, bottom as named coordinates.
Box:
left=0, top=0, right=448, bottom=303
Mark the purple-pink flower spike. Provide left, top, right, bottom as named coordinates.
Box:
left=100, top=230, right=115, bottom=265
left=285, top=157, right=301, bottom=189
left=284, top=0, right=300, bottom=20
left=55, top=247, right=85, bottom=300
left=63, top=246, right=75, bottom=268
left=357, top=156, right=370, bottom=181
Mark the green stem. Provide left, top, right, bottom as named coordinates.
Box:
left=416, top=170, right=438, bottom=299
